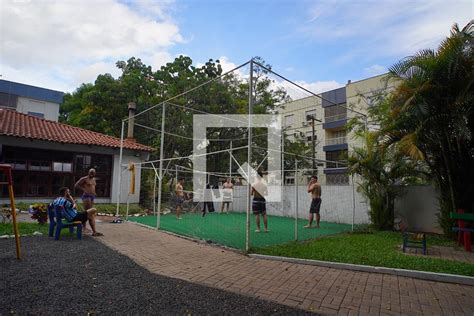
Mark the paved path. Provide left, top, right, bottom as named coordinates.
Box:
left=97, top=222, right=474, bottom=315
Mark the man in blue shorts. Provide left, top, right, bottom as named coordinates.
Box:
left=75, top=168, right=97, bottom=229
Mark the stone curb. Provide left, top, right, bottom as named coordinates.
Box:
left=249, top=254, right=474, bottom=286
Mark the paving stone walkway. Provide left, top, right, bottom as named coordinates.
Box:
left=97, top=221, right=474, bottom=315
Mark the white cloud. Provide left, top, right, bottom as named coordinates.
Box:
left=364, top=64, right=386, bottom=77
left=296, top=80, right=343, bottom=95
left=214, top=56, right=343, bottom=99
left=0, top=0, right=182, bottom=92
left=301, top=0, right=472, bottom=61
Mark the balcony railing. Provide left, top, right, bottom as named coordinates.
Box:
left=325, top=136, right=347, bottom=146
left=325, top=113, right=347, bottom=123
left=326, top=161, right=348, bottom=169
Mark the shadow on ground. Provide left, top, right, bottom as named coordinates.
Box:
left=0, top=236, right=315, bottom=315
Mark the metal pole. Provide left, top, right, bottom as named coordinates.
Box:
left=295, top=160, right=298, bottom=241
left=229, top=140, right=233, bottom=213
left=116, top=121, right=125, bottom=217
left=351, top=173, right=355, bottom=231
left=153, top=172, right=157, bottom=216
left=246, top=60, right=253, bottom=252
left=281, top=130, right=285, bottom=216
left=175, top=165, right=178, bottom=185
left=311, top=118, right=316, bottom=172
left=156, top=103, right=166, bottom=230
left=229, top=140, right=233, bottom=178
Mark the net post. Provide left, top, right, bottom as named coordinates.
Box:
left=156, top=103, right=166, bottom=230
left=246, top=59, right=253, bottom=252
left=229, top=140, right=233, bottom=178
left=115, top=120, right=125, bottom=217
left=153, top=167, right=156, bottom=216
left=295, top=160, right=298, bottom=241
left=351, top=173, right=355, bottom=231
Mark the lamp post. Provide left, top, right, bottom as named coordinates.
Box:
left=306, top=114, right=321, bottom=173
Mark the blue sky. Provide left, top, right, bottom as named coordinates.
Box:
left=1, top=0, right=472, bottom=93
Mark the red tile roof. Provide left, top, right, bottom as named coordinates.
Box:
left=0, top=109, right=154, bottom=152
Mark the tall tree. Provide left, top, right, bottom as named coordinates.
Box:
left=382, top=21, right=474, bottom=234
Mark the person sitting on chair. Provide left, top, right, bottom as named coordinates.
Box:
left=53, top=187, right=103, bottom=236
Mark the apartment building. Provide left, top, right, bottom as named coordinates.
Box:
left=279, top=73, right=397, bottom=185
left=0, top=79, right=64, bottom=121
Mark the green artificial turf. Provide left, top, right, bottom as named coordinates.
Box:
left=128, top=212, right=353, bottom=250
left=253, top=231, right=474, bottom=277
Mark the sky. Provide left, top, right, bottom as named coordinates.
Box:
left=0, top=0, right=472, bottom=94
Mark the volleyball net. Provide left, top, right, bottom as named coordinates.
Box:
left=116, top=59, right=369, bottom=251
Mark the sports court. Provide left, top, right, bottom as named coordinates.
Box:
left=128, top=212, right=352, bottom=250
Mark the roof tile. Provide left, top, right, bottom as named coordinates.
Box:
left=0, top=109, right=154, bottom=152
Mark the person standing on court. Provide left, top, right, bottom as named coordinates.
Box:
left=75, top=168, right=97, bottom=229
left=175, top=178, right=185, bottom=219
left=220, top=178, right=234, bottom=214
left=251, top=171, right=269, bottom=233
left=305, top=175, right=322, bottom=228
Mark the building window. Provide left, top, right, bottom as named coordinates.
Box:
left=53, top=162, right=72, bottom=172
left=284, top=115, right=294, bottom=127
left=29, top=160, right=50, bottom=171
left=305, top=110, right=317, bottom=121
left=27, top=111, right=45, bottom=119
left=306, top=131, right=316, bottom=142
left=4, top=159, right=27, bottom=170
left=1, top=146, right=112, bottom=198
left=326, top=130, right=347, bottom=145
left=324, top=105, right=347, bottom=122
left=285, top=177, right=295, bottom=185
left=0, top=92, right=18, bottom=109
left=326, top=150, right=348, bottom=168
left=27, top=174, right=49, bottom=196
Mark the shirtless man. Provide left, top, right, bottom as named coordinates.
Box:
left=305, top=175, right=322, bottom=228
left=251, top=172, right=269, bottom=233
left=75, top=169, right=97, bottom=229
left=220, top=178, right=234, bottom=214
left=175, top=178, right=185, bottom=219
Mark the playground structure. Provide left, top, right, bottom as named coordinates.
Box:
left=0, top=164, right=21, bottom=259
left=115, top=59, right=370, bottom=251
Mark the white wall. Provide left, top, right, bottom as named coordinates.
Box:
left=16, top=96, right=60, bottom=121
left=225, top=185, right=370, bottom=225
left=215, top=185, right=442, bottom=233
left=394, top=186, right=442, bottom=234
left=110, top=153, right=144, bottom=204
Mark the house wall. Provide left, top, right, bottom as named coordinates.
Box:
left=0, top=136, right=148, bottom=205
left=16, top=96, right=60, bottom=121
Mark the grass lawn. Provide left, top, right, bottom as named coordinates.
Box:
left=252, top=231, right=474, bottom=277
left=0, top=222, right=49, bottom=236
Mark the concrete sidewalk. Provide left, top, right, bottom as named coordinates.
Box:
left=97, top=221, right=474, bottom=315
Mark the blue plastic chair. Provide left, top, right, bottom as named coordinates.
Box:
left=47, top=204, right=82, bottom=240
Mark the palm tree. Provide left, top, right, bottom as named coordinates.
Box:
left=383, top=21, right=474, bottom=234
